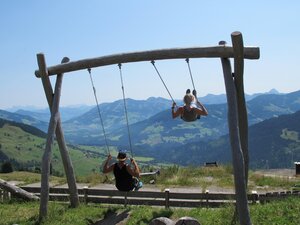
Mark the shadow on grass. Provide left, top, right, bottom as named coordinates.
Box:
left=88, top=208, right=131, bottom=225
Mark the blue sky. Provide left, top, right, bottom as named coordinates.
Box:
left=1, top=1, right=299, bottom=109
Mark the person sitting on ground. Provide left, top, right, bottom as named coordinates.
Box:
left=103, top=151, right=142, bottom=192
left=172, top=89, right=208, bottom=122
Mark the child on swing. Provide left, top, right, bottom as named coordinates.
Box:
left=172, top=89, right=208, bottom=122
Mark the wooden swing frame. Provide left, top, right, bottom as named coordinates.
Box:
left=35, top=31, right=259, bottom=225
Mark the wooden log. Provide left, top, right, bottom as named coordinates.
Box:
left=37, top=54, right=79, bottom=208
left=39, top=68, right=63, bottom=220
left=220, top=57, right=251, bottom=225
left=140, top=170, right=160, bottom=176
left=231, top=32, right=249, bottom=185
left=0, top=179, right=39, bottom=201
left=35, top=45, right=260, bottom=77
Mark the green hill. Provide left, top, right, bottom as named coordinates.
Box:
left=0, top=109, right=48, bottom=132
left=0, top=118, right=110, bottom=176
left=0, top=118, right=156, bottom=177
left=159, top=110, right=300, bottom=169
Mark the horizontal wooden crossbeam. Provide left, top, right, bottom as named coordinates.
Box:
left=35, top=45, right=260, bottom=77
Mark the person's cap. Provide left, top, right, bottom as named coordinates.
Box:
left=117, top=151, right=127, bottom=161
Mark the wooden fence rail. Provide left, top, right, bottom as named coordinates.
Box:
left=7, top=186, right=297, bottom=208
left=1, top=186, right=299, bottom=208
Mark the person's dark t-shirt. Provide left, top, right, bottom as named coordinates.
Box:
left=113, top=163, right=134, bottom=191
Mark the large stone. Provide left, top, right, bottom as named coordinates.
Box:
left=175, top=217, right=201, bottom=225
left=149, top=217, right=174, bottom=225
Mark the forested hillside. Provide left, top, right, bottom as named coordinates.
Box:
left=0, top=119, right=113, bottom=176
left=154, top=110, right=300, bottom=169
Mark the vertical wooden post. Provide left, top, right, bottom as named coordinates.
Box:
left=231, top=31, right=249, bottom=184
left=165, top=188, right=170, bottom=209
left=39, top=71, right=63, bottom=221
left=124, top=192, right=128, bottom=207
left=251, top=191, right=258, bottom=204
left=2, top=189, right=9, bottom=201
left=37, top=53, right=79, bottom=209
left=205, top=189, right=209, bottom=208
left=83, top=186, right=88, bottom=204
left=0, top=188, right=2, bottom=202
left=220, top=53, right=251, bottom=224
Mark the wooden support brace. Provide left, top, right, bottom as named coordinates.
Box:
left=220, top=56, right=251, bottom=225
left=231, top=32, right=249, bottom=184
left=39, top=71, right=63, bottom=220
left=37, top=53, right=79, bottom=209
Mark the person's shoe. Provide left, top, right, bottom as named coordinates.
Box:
left=134, top=181, right=143, bottom=191
left=186, top=89, right=191, bottom=94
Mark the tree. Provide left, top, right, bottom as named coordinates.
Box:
left=1, top=161, right=13, bottom=173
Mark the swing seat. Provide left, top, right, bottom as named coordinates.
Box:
left=181, top=107, right=201, bottom=122
left=181, top=115, right=200, bottom=122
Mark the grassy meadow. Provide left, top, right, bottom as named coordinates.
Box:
left=1, top=163, right=300, bottom=225
left=0, top=197, right=299, bottom=225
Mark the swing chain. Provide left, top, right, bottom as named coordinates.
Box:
left=118, top=63, right=134, bottom=158
left=151, top=60, right=176, bottom=105
left=185, top=58, right=196, bottom=92
left=87, top=68, right=110, bottom=155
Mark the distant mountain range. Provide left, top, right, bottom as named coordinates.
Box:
left=1, top=89, right=299, bottom=147
left=61, top=90, right=300, bottom=148
left=0, top=90, right=300, bottom=168
left=4, top=88, right=280, bottom=122
left=10, top=105, right=94, bottom=122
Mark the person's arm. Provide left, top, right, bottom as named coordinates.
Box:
left=172, top=102, right=183, bottom=118
left=195, top=100, right=208, bottom=116
left=192, top=90, right=208, bottom=116
left=102, top=154, right=114, bottom=173
left=126, top=158, right=140, bottom=177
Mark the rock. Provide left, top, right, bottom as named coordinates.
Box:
left=150, top=179, right=155, bottom=184
left=149, top=217, right=174, bottom=225
left=175, top=217, right=201, bottom=225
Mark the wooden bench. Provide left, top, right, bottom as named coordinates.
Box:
left=205, top=162, right=218, bottom=167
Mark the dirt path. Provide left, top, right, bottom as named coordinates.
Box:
left=12, top=168, right=298, bottom=194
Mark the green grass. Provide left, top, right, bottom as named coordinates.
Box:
left=248, top=172, right=300, bottom=191
left=156, top=165, right=234, bottom=190
left=0, top=171, right=65, bottom=186
left=0, top=197, right=299, bottom=225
